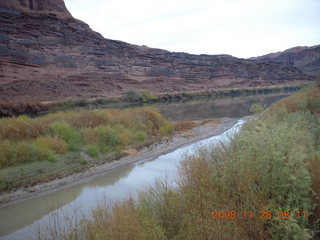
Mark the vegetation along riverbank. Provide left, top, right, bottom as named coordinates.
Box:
left=44, top=82, right=319, bottom=240
left=0, top=107, right=176, bottom=193
left=0, top=83, right=305, bottom=117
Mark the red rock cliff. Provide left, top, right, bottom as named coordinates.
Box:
left=0, top=0, right=72, bottom=18
left=0, top=0, right=315, bottom=102
left=251, top=45, right=320, bottom=76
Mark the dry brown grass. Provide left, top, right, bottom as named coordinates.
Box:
left=83, top=198, right=166, bottom=240
left=174, top=121, right=197, bottom=132
left=201, top=119, right=220, bottom=125
left=81, top=128, right=99, bottom=145
left=269, top=83, right=320, bottom=114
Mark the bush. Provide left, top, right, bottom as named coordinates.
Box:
left=0, top=140, right=41, bottom=167
left=131, top=107, right=168, bottom=135
left=131, top=130, right=146, bottom=143
left=92, top=110, right=113, bottom=125
left=49, top=121, right=83, bottom=151
left=35, top=145, right=55, bottom=162
left=0, top=140, right=19, bottom=167
left=94, top=126, right=120, bottom=151
left=81, top=128, right=99, bottom=145
left=86, top=145, right=100, bottom=158
left=15, top=141, right=39, bottom=164
left=0, top=115, right=46, bottom=141
left=35, top=136, right=67, bottom=154
left=124, top=89, right=142, bottom=102
left=159, top=123, right=174, bottom=136
left=72, top=110, right=112, bottom=128
left=0, top=140, right=55, bottom=168
left=117, top=132, right=130, bottom=146
left=0, top=180, right=8, bottom=191
left=124, top=89, right=157, bottom=102
left=79, top=159, right=88, bottom=165
left=249, top=103, right=265, bottom=114
left=140, top=89, right=157, bottom=102
left=269, top=84, right=320, bottom=114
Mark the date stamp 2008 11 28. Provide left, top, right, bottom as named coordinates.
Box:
left=210, top=210, right=307, bottom=220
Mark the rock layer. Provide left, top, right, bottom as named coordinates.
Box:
left=0, top=0, right=315, bottom=102
left=251, top=45, right=320, bottom=76
left=0, top=0, right=72, bottom=18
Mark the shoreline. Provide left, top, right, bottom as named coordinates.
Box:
left=0, top=117, right=238, bottom=208
left=0, top=83, right=305, bottom=117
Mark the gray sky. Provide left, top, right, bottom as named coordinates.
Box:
left=65, top=0, right=320, bottom=58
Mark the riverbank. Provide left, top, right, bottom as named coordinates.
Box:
left=0, top=117, right=238, bottom=208
left=0, top=83, right=306, bottom=117
left=62, top=83, right=319, bottom=240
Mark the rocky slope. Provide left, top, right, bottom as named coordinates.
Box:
left=0, top=0, right=315, bottom=102
left=251, top=45, right=320, bottom=76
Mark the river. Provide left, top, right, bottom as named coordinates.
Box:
left=0, top=93, right=290, bottom=240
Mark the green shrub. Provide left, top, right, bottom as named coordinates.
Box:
left=94, top=126, right=120, bottom=151
left=131, top=130, right=146, bottom=143
left=0, top=140, right=40, bottom=167
left=86, top=145, right=100, bottom=158
left=0, top=140, right=55, bottom=168
left=35, top=145, right=55, bottom=162
left=35, top=136, right=67, bottom=154
left=49, top=121, right=82, bottom=151
left=159, top=123, right=174, bottom=136
left=79, top=159, right=88, bottom=165
left=124, top=89, right=142, bottom=102
left=117, top=131, right=131, bottom=146
left=0, top=140, right=18, bottom=167
left=0, top=180, right=8, bottom=191
left=15, top=141, right=38, bottom=164
left=250, top=103, right=265, bottom=114
left=140, top=89, right=157, bottom=102
left=124, top=89, right=156, bottom=102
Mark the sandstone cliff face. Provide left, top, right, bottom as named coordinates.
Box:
left=0, top=0, right=72, bottom=18
left=251, top=45, right=320, bottom=76
left=0, top=0, right=315, bottom=102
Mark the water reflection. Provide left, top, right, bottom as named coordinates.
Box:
left=0, top=164, right=134, bottom=237
left=158, top=94, right=289, bottom=121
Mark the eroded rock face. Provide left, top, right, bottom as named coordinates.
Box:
left=0, top=0, right=72, bottom=18
left=0, top=0, right=315, bottom=102
left=251, top=45, right=320, bottom=76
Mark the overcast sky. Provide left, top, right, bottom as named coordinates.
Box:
left=65, top=0, right=319, bottom=58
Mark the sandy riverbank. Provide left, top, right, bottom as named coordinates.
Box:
left=0, top=117, right=238, bottom=208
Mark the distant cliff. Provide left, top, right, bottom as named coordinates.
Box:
left=0, top=0, right=315, bottom=102
left=251, top=45, right=320, bottom=76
